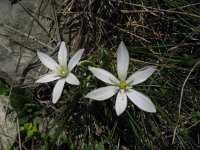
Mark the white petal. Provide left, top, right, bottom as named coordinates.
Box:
left=37, top=51, right=60, bottom=71
left=126, top=89, right=156, bottom=113
left=85, top=86, right=118, bottom=101
left=66, top=72, right=80, bottom=85
left=58, top=41, right=67, bottom=67
left=117, top=41, right=129, bottom=81
left=115, top=90, right=127, bottom=116
left=52, top=78, right=66, bottom=103
left=126, top=66, right=157, bottom=85
left=88, top=67, right=119, bottom=85
left=35, top=73, right=60, bottom=83
left=68, top=49, right=84, bottom=71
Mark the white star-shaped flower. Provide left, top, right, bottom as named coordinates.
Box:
left=85, top=41, right=157, bottom=116
left=36, top=41, right=84, bottom=103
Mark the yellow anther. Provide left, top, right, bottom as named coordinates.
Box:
left=118, top=81, right=126, bottom=89
left=58, top=67, right=68, bottom=76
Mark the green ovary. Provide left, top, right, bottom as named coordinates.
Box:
left=57, top=67, right=68, bottom=76
left=118, top=81, right=126, bottom=89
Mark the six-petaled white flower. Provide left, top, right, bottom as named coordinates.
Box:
left=35, top=41, right=84, bottom=103
left=85, top=41, right=157, bottom=116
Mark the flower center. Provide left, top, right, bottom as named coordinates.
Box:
left=57, top=67, right=68, bottom=77
left=118, top=81, right=127, bottom=89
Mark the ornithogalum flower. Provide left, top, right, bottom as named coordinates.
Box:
left=85, top=41, right=157, bottom=116
left=36, top=41, right=84, bottom=103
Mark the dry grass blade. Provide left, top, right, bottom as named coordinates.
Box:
left=172, top=60, right=200, bottom=144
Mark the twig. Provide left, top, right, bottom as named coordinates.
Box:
left=51, top=0, right=61, bottom=42
left=167, top=26, right=200, bottom=51
left=130, top=58, right=191, bottom=71
left=96, top=17, right=150, bottom=43
left=0, top=22, right=53, bottom=50
left=17, top=118, right=22, bottom=150
left=0, top=132, right=15, bottom=141
left=188, top=119, right=200, bottom=130
left=18, top=1, right=51, bottom=37
left=169, top=2, right=200, bottom=10
left=1, top=87, right=26, bottom=149
left=15, top=0, right=47, bottom=81
left=115, top=0, right=200, bottom=19
left=15, top=26, right=32, bottom=73
left=172, top=60, right=200, bottom=144
left=0, top=131, right=29, bottom=150
left=0, top=32, right=35, bottom=52
left=120, top=9, right=200, bottom=19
